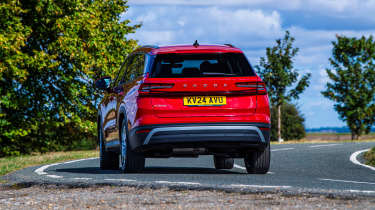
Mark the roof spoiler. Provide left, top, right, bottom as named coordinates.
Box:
left=224, top=43, right=236, bottom=48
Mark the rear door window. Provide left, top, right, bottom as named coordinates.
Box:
left=113, top=55, right=134, bottom=87
left=124, top=54, right=145, bottom=82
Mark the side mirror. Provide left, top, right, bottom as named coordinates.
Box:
left=95, top=76, right=112, bottom=90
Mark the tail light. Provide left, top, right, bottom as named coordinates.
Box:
left=139, top=83, right=174, bottom=95
left=235, top=81, right=267, bottom=95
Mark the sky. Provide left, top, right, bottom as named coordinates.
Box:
left=123, top=0, right=375, bottom=128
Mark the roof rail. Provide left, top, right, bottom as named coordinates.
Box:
left=224, top=43, right=235, bottom=48
left=140, top=45, right=159, bottom=49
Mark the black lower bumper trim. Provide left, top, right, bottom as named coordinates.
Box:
left=128, top=122, right=270, bottom=151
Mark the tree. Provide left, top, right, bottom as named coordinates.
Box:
left=322, top=35, right=375, bottom=140
left=0, top=0, right=139, bottom=156
left=256, top=31, right=311, bottom=142
left=270, top=103, right=306, bottom=141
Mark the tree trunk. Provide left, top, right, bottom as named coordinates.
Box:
left=277, top=104, right=283, bottom=142
left=351, top=132, right=360, bottom=140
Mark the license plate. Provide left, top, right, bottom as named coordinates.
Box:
left=183, top=96, right=226, bottom=106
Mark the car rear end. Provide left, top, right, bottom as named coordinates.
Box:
left=128, top=45, right=270, bottom=161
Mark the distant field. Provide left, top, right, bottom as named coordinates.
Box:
left=305, top=133, right=375, bottom=141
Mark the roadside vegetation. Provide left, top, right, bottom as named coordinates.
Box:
left=256, top=31, right=311, bottom=142
left=322, top=35, right=375, bottom=140
left=0, top=150, right=98, bottom=176
left=364, top=147, right=375, bottom=167
left=270, top=103, right=306, bottom=141
left=0, top=0, right=138, bottom=157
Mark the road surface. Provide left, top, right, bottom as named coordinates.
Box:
left=3, top=142, right=375, bottom=196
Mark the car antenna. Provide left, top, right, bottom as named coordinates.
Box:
left=193, top=40, right=199, bottom=47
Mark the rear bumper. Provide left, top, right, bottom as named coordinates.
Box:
left=128, top=123, right=270, bottom=152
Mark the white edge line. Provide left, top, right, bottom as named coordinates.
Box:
left=155, top=181, right=201, bottom=185
left=233, top=164, right=274, bottom=174
left=230, top=184, right=291, bottom=189
left=271, top=148, right=295, bottom=151
left=34, top=163, right=61, bottom=175
left=344, top=190, right=375, bottom=194
left=319, top=178, right=375, bottom=185
left=233, top=163, right=246, bottom=170
left=46, top=175, right=63, bottom=179
left=104, top=179, right=136, bottom=182
left=34, top=157, right=98, bottom=176
left=309, top=144, right=340, bottom=148
left=350, top=148, right=375, bottom=171
left=73, top=177, right=92, bottom=180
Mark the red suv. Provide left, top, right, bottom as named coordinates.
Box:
left=95, top=43, right=271, bottom=174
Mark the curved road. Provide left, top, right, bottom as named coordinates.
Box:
left=4, top=142, right=375, bottom=196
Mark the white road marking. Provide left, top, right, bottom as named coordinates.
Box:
left=62, top=158, right=98, bottom=164
left=350, top=148, right=375, bottom=171
left=104, top=179, right=136, bottom=182
left=46, top=175, right=63, bottom=179
left=35, top=163, right=61, bottom=175
left=34, top=157, right=98, bottom=178
left=233, top=164, right=274, bottom=174
left=155, top=181, right=201, bottom=185
left=271, top=148, right=295, bottom=151
left=230, top=184, right=291, bottom=189
left=309, top=144, right=340, bottom=148
left=319, top=178, right=375, bottom=185
left=344, top=190, right=375, bottom=194
left=73, top=177, right=92, bottom=180
left=233, top=163, right=246, bottom=170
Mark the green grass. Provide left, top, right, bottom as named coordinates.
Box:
left=0, top=150, right=98, bottom=177
left=364, top=147, right=375, bottom=167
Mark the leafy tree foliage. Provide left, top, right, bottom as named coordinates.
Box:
left=270, top=103, right=306, bottom=141
left=0, top=0, right=139, bottom=156
left=322, top=35, right=375, bottom=140
left=256, top=31, right=311, bottom=141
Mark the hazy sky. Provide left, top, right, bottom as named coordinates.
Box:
left=123, top=0, right=375, bottom=128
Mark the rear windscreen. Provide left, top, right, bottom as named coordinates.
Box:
left=150, top=53, right=256, bottom=78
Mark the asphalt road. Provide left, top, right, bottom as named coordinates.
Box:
left=3, top=142, right=375, bottom=196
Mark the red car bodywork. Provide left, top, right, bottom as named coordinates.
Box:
left=97, top=44, right=270, bottom=172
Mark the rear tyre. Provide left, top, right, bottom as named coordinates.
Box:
left=214, top=156, right=234, bottom=169
left=99, top=125, right=119, bottom=170
left=244, top=143, right=270, bottom=174
left=120, top=118, right=145, bottom=173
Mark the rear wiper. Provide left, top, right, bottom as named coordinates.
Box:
left=202, top=72, right=236, bottom=76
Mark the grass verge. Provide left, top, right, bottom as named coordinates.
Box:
left=0, top=150, right=98, bottom=177
left=364, top=147, right=375, bottom=167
